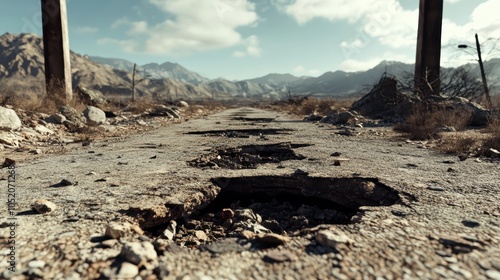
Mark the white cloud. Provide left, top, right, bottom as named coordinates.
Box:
left=275, top=0, right=419, bottom=52
left=73, top=26, right=98, bottom=34
left=105, top=0, right=259, bottom=55
left=232, top=35, right=262, bottom=57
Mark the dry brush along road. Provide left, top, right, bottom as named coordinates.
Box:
left=0, top=107, right=499, bottom=279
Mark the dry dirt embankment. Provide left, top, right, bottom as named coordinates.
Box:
left=0, top=107, right=499, bottom=279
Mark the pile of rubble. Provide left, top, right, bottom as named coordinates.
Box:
left=304, top=76, right=498, bottom=127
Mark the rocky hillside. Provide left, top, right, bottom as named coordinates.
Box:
left=90, top=56, right=209, bottom=85
left=0, top=33, right=215, bottom=100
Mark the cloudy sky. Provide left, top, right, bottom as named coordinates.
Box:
left=1, top=0, right=499, bottom=80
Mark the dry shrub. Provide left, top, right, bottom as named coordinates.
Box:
left=282, top=97, right=356, bottom=116
left=438, top=135, right=480, bottom=154
left=394, top=104, right=472, bottom=140
left=490, top=94, right=500, bottom=109
left=484, top=116, right=500, bottom=151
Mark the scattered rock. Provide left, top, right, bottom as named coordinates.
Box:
left=120, top=241, right=158, bottom=269
left=316, top=228, right=354, bottom=248
left=83, top=106, right=106, bottom=126
left=264, top=249, right=297, bottom=263
left=0, top=106, right=21, bottom=131
left=255, top=233, right=290, bottom=245
left=45, top=113, right=66, bottom=124
left=331, top=152, right=342, bottom=157
left=462, top=220, right=480, bottom=228
left=201, top=238, right=247, bottom=255
left=486, top=270, right=500, bottom=280
left=194, top=230, right=209, bottom=242
left=32, top=199, right=57, bottom=214
left=178, top=100, right=189, bottom=108
left=116, top=262, right=139, bottom=279
left=105, top=223, right=129, bottom=239
left=28, top=260, right=45, bottom=269
left=439, top=236, right=482, bottom=253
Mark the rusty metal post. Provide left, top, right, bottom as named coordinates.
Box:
left=41, top=0, right=73, bottom=104
left=414, top=0, right=443, bottom=96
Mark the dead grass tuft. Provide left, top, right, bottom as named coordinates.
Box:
left=438, top=135, right=481, bottom=154
left=484, top=116, right=500, bottom=151
left=394, top=104, right=472, bottom=140
left=279, top=97, right=357, bottom=116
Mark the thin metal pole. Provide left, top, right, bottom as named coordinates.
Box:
left=475, top=33, right=492, bottom=108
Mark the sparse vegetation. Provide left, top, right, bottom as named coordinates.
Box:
left=277, top=97, right=356, bottom=116
left=394, top=104, right=472, bottom=140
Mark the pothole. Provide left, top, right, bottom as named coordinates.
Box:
left=144, top=175, right=401, bottom=248
left=185, top=128, right=294, bottom=138
left=188, top=142, right=310, bottom=169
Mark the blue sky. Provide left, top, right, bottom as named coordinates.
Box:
left=1, top=0, right=499, bottom=80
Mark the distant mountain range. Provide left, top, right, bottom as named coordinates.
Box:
left=1, top=32, right=498, bottom=101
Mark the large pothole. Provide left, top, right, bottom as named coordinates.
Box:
left=188, top=142, right=310, bottom=169
left=143, top=175, right=401, bottom=248
left=185, top=128, right=294, bottom=138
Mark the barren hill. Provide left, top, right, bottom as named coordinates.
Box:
left=0, top=33, right=216, bottom=100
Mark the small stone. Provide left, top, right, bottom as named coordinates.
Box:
left=104, top=222, right=127, bottom=239
left=28, top=260, right=46, bottom=269
left=241, top=230, right=255, bottom=240
left=316, top=229, right=354, bottom=248
left=462, top=220, right=480, bottom=228
left=486, top=270, right=500, bottom=280
left=255, top=233, right=290, bottom=245
left=117, top=262, right=139, bottom=279
left=331, top=152, right=342, bottom=157
left=32, top=199, right=57, bottom=214
left=202, top=238, right=246, bottom=255
left=444, top=257, right=458, bottom=263
left=263, top=249, right=297, bottom=263
left=120, top=242, right=158, bottom=268
left=194, top=230, right=209, bottom=242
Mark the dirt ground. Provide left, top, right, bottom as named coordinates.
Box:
left=0, top=107, right=499, bottom=280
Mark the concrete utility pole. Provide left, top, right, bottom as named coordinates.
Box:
left=414, top=0, right=444, bottom=96
left=41, top=0, right=73, bottom=104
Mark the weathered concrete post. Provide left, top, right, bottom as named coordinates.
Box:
left=414, top=0, right=443, bottom=96
left=41, top=0, right=73, bottom=104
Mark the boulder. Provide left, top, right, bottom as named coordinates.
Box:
left=83, top=106, right=106, bottom=126
left=75, top=86, right=108, bottom=107
left=0, top=106, right=21, bottom=131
